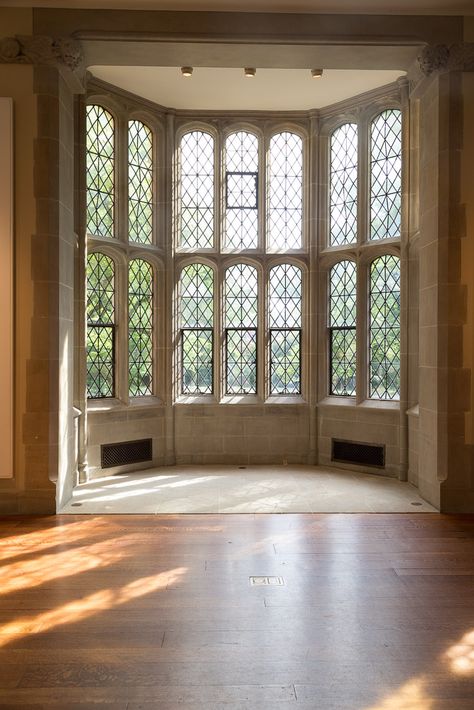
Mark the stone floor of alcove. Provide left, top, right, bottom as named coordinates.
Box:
left=60, top=465, right=436, bottom=514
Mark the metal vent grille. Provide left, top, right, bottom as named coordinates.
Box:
left=101, top=439, right=152, bottom=469
left=332, top=439, right=385, bottom=468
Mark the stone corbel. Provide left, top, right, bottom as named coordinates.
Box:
left=0, top=34, right=85, bottom=91
left=418, top=42, right=474, bottom=77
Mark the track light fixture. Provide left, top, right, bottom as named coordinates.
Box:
left=311, top=69, right=323, bottom=79
left=181, top=66, right=193, bottom=77
left=244, top=67, right=256, bottom=78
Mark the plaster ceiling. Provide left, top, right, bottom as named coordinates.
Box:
left=90, top=66, right=406, bottom=111
left=14, top=1, right=474, bottom=14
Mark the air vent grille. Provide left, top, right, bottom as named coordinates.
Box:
left=332, top=439, right=385, bottom=468
left=101, top=439, right=152, bottom=469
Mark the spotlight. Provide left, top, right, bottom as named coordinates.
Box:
left=181, top=66, right=193, bottom=77
left=244, top=67, right=256, bottom=78
left=311, top=69, right=323, bottom=79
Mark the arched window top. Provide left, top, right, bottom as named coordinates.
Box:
left=179, top=131, right=215, bottom=249
left=86, top=105, right=115, bottom=238
left=225, top=263, right=258, bottom=328
left=330, top=123, right=358, bottom=247
left=268, top=132, right=303, bottom=251
left=128, top=120, right=153, bottom=244
left=369, top=254, right=401, bottom=400
left=370, top=109, right=402, bottom=241
left=225, top=132, right=259, bottom=250
left=180, top=263, right=214, bottom=328
left=269, top=263, right=302, bottom=329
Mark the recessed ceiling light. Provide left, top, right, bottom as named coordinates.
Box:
left=181, top=66, right=193, bottom=77
left=311, top=69, right=323, bottom=79
left=244, top=67, right=256, bottom=78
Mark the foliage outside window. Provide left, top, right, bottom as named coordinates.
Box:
left=369, top=255, right=401, bottom=400
left=370, top=109, right=402, bottom=240
left=86, top=252, right=115, bottom=398
left=224, top=264, right=258, bottom=394
left=269, top=264, right=302, bottom=394
left=268, top=132, right=303, bottom=251
left=330, top=123, right=358, bottom=246
left=329, top=261, right=356, bottom=396
left=225, top=132, right=259, bottom=250
left=128, top=259, right=154, bottom=396
left=180, top=263, right=214, bottom=394
left=179, top=131, right=214, bottom=249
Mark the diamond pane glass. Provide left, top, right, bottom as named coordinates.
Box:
left=86, top=105, right=115, bottom=237
left=179, top=131, right=214, bottom=248
left=268, top=132, right=303, bottom=251
left=182, top=330, right=213, bottom=394
left=226, top=329, right=257, bottom=394
left=180, top=263, right=214, bottom=328
left=225, top=132, right=258, bottom=249
left=330, top=124, right=358, bottom=246
left=370, top=110, right=402, bottom=240
left=180, top=264, right=214, bottom=394
left=129, top=259, right=153, bottom=397
left=269, top=264, right=301, bottom=328
left=329, top=260, right=356, bottom=396
left=128, top=121, right=153, bottom=244
left=86, top=253, right=115, bottom=398
left=225, top=264, right=258, bottom=328
left=270, top=330, right=301, bottom=394
left=369, top=255, right=400, bottom=400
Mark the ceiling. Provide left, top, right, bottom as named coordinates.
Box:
left=13, top=0, right=474, bottom=13
left=90, top=66, right=406, bottom=111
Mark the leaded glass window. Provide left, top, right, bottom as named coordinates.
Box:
left=268, top=132, right=303, bottom=251
left=128, top=121, right=153, bottom=244
left=370, top=109, right=402, bottom=241
left=224, top=132, right=259, bottom=250
left=86, top=105, right=115, bottom=238
left=330, top=124, right=358, bottom=246
left=369, top=255, right=400, bottom=400
left=180, top=263, right=214, bottom=393
left=129, top=259, right=153, bottom=396
left=269, top=264, right=302, bottom=394
left=224, top=264, right=258, bottom=394
left=329, top=261, right=356, bottom=396
left=179, top=131, right=214, bottom=249
left=86, top=252, right=115, bottom=398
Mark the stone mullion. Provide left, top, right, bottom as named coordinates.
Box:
left=308, top=112, right=319, bottom=464
left=356, top=116, right=369, bottom=404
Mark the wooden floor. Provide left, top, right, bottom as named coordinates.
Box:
left=0, top=514, right=474, bottom=709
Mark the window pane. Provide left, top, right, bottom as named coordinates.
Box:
left=369, top=255, right=400, bottom=400
left=128, top=121, right=153, bottom=244
left=330, top=124, right=358, bottom=246
left=225, top=132, right=258, bottom=249
left=224, top=264, right=258, bottom=394
left=179, top=131, right=214, bottom=249
left=269, top=264, right=302, bottom=329
left=269, top=264, right=302, bottom=394
left=129, top=259, right=153, bottom=397
left=268, top=132, right=303, bottom=251
left=370, top=109, right=402, bottom=240
left=86, top=253, right=115, bottom=398
left=86, top=105, right=114, bottom=237
left=329, top=260, right=356, bottom=396
left=180, top=263, right=214, bottom=394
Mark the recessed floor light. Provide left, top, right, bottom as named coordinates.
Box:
left=250, top=576, right=284, bottom=586
left=411, top=502, right=422, bottom=506
left=71, top=503, right=82, bottom=507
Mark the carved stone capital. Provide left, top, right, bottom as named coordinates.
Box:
left=0, top=34, right=84, bottom=75
left=418, top=42, right=474, bottom=76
